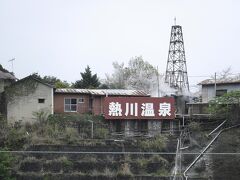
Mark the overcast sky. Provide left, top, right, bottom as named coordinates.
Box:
left=0, top=0, right=239, bottom=90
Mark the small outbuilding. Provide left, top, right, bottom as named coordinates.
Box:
left=5, top=75, right=54, bottom=124
left=200, top=78, right=240, bottom=103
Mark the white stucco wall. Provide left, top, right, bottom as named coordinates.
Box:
left=7, top=82, right=53, bottom=124
left=202, top=84, right=240, bottom=103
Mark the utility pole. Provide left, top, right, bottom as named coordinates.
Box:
left=179, top=136, right=182, bottom=177
left=214, top=72, right=217, bottom=97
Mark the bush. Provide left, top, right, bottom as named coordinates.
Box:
left=0, top=115, right=8, bottom=147
left=148, top=155, right=169, bottom=167
left=63, top=127, right=79, bottom=144
left=103, top=168, right=115, bottom=177
left=139, top=135, right=167, bottom=151
left=188, top=122, right=201, bottom=132
left=0, top=148, right=15, bottom=180
left=95, top=127, right=109, bottom=139
left=117, top=163, right=133, bottom=177
left=6, top=127, right=28, bottom=150
left=32, top=109, right=50, bottom=136
left=58, top=156, right=73, bottom=172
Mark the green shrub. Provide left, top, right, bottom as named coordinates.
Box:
left=0, top=148, right=15, bottom=180
left=63, top=127, right=79, bottom=144
left=95, top=127, right=109, bottom=139
left=0, top=115, right=8, bottom=146
left=139, top=135, right=167, bottom=151
left=103, top=168, right=115, bottom=177
left=148, top=155, right=169, bottom=167
left=81, top=155, right=97, bottom=163
left=188, top=122, right=201, bottom=132
left=6, top=127, right=28, bottom=150
left=153, top=168, right=169, bottom=176
left=117, top=163, right=133, bottom=177
left=58, top=156, right=73, bottom=172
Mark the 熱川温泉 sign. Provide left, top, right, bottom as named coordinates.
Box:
left=104, top=97, right=175, bottom=120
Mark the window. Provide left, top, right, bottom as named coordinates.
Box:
left=216, top=89, right=227, bottom=97
left=64, top=98, right=77, bottom=112
left=78, top=97, right=84, bottom=103
left=38, top=98, right=45, bottom=103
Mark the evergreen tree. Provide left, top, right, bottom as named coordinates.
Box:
left=73, top=66, right=100, bottom=89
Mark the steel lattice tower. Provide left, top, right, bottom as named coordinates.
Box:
left=165, top=24, right=189, bottom=92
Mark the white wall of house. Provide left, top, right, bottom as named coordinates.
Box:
left=202, top=83, right=240, bottom=103
left=7, top=82, right=53, bottom=124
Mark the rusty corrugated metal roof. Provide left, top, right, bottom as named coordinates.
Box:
left=55, top=89, right=149, bottom=96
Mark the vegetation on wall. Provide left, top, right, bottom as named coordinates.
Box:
left=3, top=111, right=109, bottom=146
left=5, top=77, right=38, bottom=103
left=0, top=111, right=176, bottom=179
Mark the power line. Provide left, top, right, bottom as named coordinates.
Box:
left=0, top=150, right=240, bottom=155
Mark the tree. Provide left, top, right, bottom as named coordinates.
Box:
left=125, top=56, right=158, bottom=93
left=54, top=80, right=70, bottom=88
left=104, top=62, right=126, bottom=89
left=104, top=56, right=158, bottom=94
left=42, top=76, right=70, bottom=88
left=73, top=66, right=100, bottom=89
left=31, top=73, right=70, bottom=88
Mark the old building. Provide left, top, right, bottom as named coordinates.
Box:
left=54, top=89, right=149, bottom=115
left=200, top=78, right=240, bottom=103
left=3, top=77, right=177, bottom=135
left=187, top=78, right=240, bottom=115
left=5, top=75, right=54, bottom=124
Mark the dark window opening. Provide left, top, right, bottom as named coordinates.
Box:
left=162, top=120, right=170, bottom=131
left=38, top=98, right=45, bottom=103
left=216, top=89, right=227, bottom=97
left=137, top=120, right=148, bottom=133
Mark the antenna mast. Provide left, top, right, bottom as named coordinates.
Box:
left=8, top=58, right=15, bottom=74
